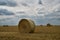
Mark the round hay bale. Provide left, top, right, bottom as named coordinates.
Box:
left=18, top=19, right=35, bottom=33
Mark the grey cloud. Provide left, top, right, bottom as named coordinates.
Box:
left=20, top=2, right=29, bottom=7
left=45, top=11, right=60, bottom=18
left=38, top=0, right=42, bottom=4
left=43, top=11, right=60, bottom=25
left=0, top=17, right=19, bottom=25
left=20, top=0, right=38, bottom=7
left=0, top=9, right=14, bottom=15
left=42, top=0, right=60, bottom=6
left=17, top=11, right=25, bottom=14
left=24, top=0, right=35, bottom=4
left=0, top=0, right=17, bottom=7
left=16, top=15, right=30, bottom=19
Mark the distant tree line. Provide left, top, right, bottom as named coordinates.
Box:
left=40, top=23, right=52, bottom=27
left=47, top=23, right=52, bottom=26
left=3, top=25, right=8, bottom=27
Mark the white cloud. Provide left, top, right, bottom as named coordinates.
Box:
left=0, top=15, right=15, bottom=19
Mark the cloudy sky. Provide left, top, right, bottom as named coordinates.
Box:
left=0, top=0, right=60, bottom=25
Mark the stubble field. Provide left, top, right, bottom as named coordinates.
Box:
left=0, top=25, right=60, bottom=40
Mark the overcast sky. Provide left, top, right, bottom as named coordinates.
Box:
left=0, top=0, right=60, bottom=25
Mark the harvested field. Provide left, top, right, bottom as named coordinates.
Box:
left=0, top=26, right=60, bottom=40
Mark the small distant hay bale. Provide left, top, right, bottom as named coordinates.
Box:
left=18, top=19, right=35, bottom=33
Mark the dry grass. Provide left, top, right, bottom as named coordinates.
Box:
left=0, top=26, right=18, bottom=32
left=0, top=32, right=60, bottom=40
left=35, top=26, right=60, bottom=33
left=0, top=25, right=60, bottom=40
